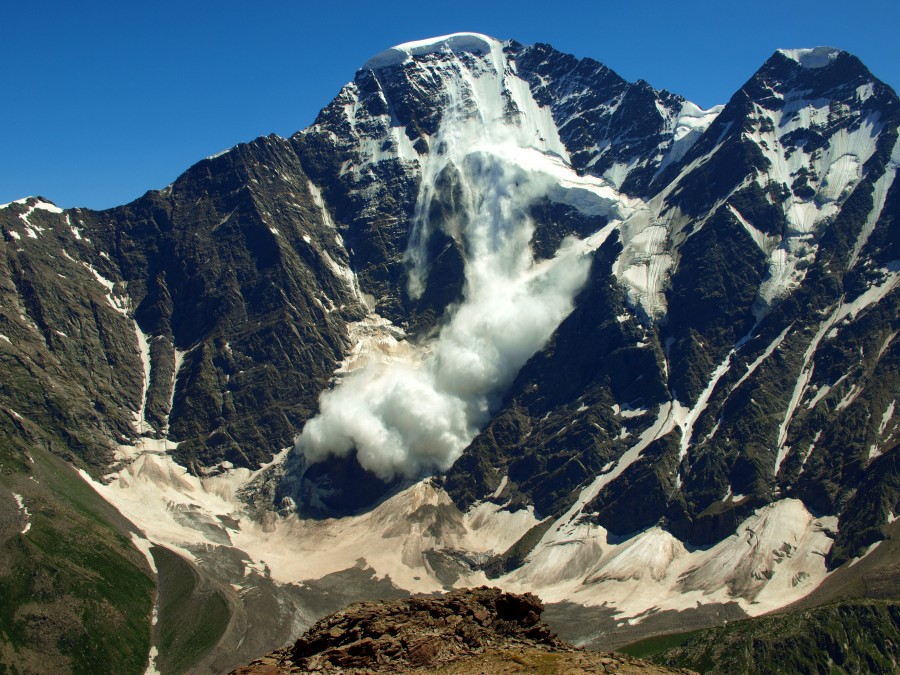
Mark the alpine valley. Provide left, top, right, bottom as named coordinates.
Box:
left=1, top=33, right=898, bottom=674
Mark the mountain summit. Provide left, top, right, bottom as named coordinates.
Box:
left=0, top=35, right=897, bottom=673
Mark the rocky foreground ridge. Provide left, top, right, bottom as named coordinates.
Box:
left=232, top=587, right=690, bottom=674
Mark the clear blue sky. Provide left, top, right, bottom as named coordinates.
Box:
left=3, top=0, right=898, bottom=210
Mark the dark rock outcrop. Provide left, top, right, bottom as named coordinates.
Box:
left=233, top=587, right=692, bottom=674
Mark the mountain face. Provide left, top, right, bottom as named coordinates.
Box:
left=1, top=35, right=898, bottom=673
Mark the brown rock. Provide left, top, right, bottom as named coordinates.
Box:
left=231, top=587, right=693, bottom=674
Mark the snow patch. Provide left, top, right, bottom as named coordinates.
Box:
left=501, top=498, right=833, bottom=620
left=879, top=401, right=896, bottom=435
left=659, top=101, right=725, bottom=170
left=778, top=47, right=842, bottom=69
left=1, top=197, right=63, bottom=213
left=12, top=493, right=31, bottom=534
left=83, top=263, right=130, bottom=316
left=130, top=533, right=158, bottom=574
left=849, top=135, right=900, bottom=268
left=134, top=323, right=152, bottom=434
left=366, top=32, right=495, bottom=70
left=732, top=325, right=791, bottom=394
left=491, top=475, right=508, bottom=500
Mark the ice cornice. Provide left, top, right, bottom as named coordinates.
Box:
left=364, top=32, right=501, bottom=70
left=777, top=47, right=844, bottom=69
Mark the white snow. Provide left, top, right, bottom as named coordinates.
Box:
left=501, top=498, right=833, bottom=619
left=78, top=419, right=842, bottom=630
left=1, top=197, right=63, bottom=213
left=81, top=448, right=538, bottom=595
left=83, top=263, right=130, bottom=316
left=805, top=374, right=847, bottom=410
left=849, top=135, right=900, bottom=268
left=738, top=79, right=882, bottom=316
left=299, top=40, right=638, bottom=481
left=586, top=402, right=680, bottom=498
left=673, top=335, right=748, bottom=462
left=731, top=325, right=792, bottom=394
left=879, top=401, right=896, bottom=435
left=134, top=323, right=152, bottom=434
left=774, top=310, right=840, bottom=474
left=365, top=33, right=495, bottom=70
left=799, top=430, right=823, bottom=472
left=679, top=500, right=833, bottom=607
left=613, top=208, right=673, bottom=320
left=727, top=205, right=779, bottom=256
left=660, top=101, right=724, bottom=170
left=4, top=198, right=63, bottom=242
left=130, top=533, right=158, bottom=574
left=835, top=383, right=862, bottom=412
left=0, top=334, right=10, bottom=343
left=145, top=647, right=161, bottom=675
left=849, top=540, right=883, bottom=567
left=775, top=267, right=898, bottom=474
left=778, top=47, right=842, bottom=69
left=491, top=475, right=509, bottom=499
left=12, top=492, right=31, bottom=534
left=165, top=346, right=191, bottom=436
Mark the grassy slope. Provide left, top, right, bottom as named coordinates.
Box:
left=151, top=545, right=232, bottom=674
left=0, top=441, right=154, bottom=674
left=617, top=630, right=703, bottom=660
left=649, top=600, right=900, bottom=674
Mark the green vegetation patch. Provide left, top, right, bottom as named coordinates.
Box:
left=151, top=545, right=231, bottom=674
left=0, top=445, right=154, bottom=674
left=653, top=599, right=900, bottom=674
left=617, top=629, right=702, bottom=659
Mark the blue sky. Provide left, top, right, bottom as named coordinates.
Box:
left=3, top=0, right=898, bottom=210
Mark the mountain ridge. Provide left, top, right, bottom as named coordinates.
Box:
left=1, top=35, right=898, bottom=673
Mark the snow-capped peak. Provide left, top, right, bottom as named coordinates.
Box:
left=777, top=47, right=843, bottom=69
left=365, top=32, right=499, bottom=69
left=0, top=196, right=63, bottom=213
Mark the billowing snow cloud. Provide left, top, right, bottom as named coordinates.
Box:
left=295, top=47, right=625, bottom=481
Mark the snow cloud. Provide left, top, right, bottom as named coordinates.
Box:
left=296, top=53, right=625, bottom=481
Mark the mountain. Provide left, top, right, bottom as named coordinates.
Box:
left=0, top=34, right=897, bottom=673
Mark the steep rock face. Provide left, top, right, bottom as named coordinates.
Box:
left=440, top=43, right=900, bottom=548
left=81, top=136, right=363, bottom=469
left=512, top=41, right=712, bottom=195
left=2, top=136, right=366, bottom=472
left=0, top=197, right=144, bottom=468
